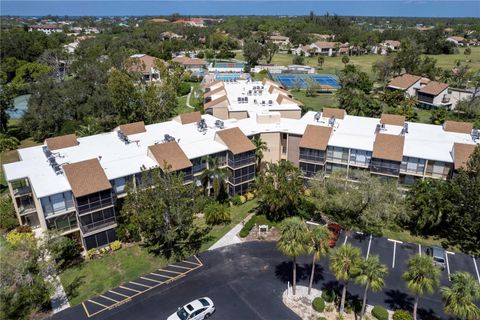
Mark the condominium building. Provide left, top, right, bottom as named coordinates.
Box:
left=3, top=80, right=478, bottom=251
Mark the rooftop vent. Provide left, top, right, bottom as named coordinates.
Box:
left=328, top=116, right=336, bottom=127
left=164, top=134, right=175, bottom=142
left=117, top=130, right=130, bottom=144
left=403, top=123, right=409, bottom=134
left=43, top=146, right=63, bottom=174
left=314, top=112, right=321, bottom=122
left=215, top=120, right=224, bottom=129
left=472, top=129, right=479, bottom=141
left=375, top=123, right=381, bottom=134
left=197, top=119, right=207, bottom=132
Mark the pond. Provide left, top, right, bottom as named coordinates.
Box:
left=8, top=94, right=30, bottom=119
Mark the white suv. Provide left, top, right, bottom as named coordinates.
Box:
left=167, top=297, right=215, bottom=320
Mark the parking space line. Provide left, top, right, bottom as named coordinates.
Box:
left=418, top=244, right=421, bottom=256
left=120, top=285, right=141, bottom=293
left=109, top=289, right=130, bottom=298
left=81, top=302, right=91, bottom=317
left=151, top=271, right=174, bottom=279
left=159, top=268, right=183, bottom=275
left=100, top=294, right=120, bottom=303
left=366, top=234, right=372, bottom=259
left=343, top=234, right=348, bottom=245
left=169, top=264, right=193, bottom=270
left=140, top=276, right=164, bottom=284
left=473, top=257, right=480, bottom=283
left=88, top=299, right=109, bottom=308
left=130, top=281, right=153, bottom=288
left=182, top=259, right=201, bottom=266
left=388, top=239, right=403, bottom=268
left=445, top=252, right=454, bottom=281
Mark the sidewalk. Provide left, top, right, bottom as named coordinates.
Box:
left=208, top=213, right=254, bottom=250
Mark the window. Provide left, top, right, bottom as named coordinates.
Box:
left=191, top=157, right=207, bottom=174
left=326, top=146, right=349, bottom=163
left=325, top=163, right=347, bottom=175
left=300, top=162, right=324, bottom=177
left=299, top=148, right=325, bottom=163
left=46, top=212, right=78, bottom=232
left=371, top=159, right=401, bottom=176
left=349, top=149, right=372, bottom=166
left=76, top=190, right=114, bottom=215
left=80, top=207, right=116, bottom=234
left=113, top=177, right=126, bottom=194
left=401, top=157, right=426, bottom=175
left=84, top=228, right=117, bottom=250
left=229, top=165, right=255, bottom=185
left=228, top=151, right=255, bottom=168
left=41, top=192, right=75, bottom=217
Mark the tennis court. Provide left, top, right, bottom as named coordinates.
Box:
left=272, top=74, right=340, bottom=89
left=214, top=62, right=245, bottom=69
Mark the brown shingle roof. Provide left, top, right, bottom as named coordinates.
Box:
left=63, top=159, right=112, bottom=198
left=45, top=134, right=78, bottom=151
left=443, top=121, right=473, bottom=134
left=452, top=143, right=476, bottom=170
left=216, top=127, right=255, bottom=155
left=372, top=133, right=405, bottom=162
left=179, top=111, right=201, bottom=125
left=299, top=125, right=333, bottom=151
left=127, top=54, right=159, bottom=74
left=204, top=80, right=223, bottom=89
left=119, top=121, right=146, bottom=136
left=322, top=108, right=346, bottom=120
left=204, top=95, right=228, bottom=109
left=203, top=85, right=225, bottom=98
left=380, top=114, right=405, bottom=126
left=419, top=81, right=449, bottom=96
left=388, top=74, right=422, bottom=90
left=313, top=41, right=337, bottom=49
left=148, top=141, right=192, bottom=171
left=268, top=85, right=292, bottom=97
left=384, top=40, right=401, bottom=47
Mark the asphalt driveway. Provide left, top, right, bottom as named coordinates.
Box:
left=52, top=239, right=479, bottom=320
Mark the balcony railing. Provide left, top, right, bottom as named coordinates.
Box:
left=80, top=217, right=116, bottom=235
left=228, top=157, right=255, bottom=169
left=13, top=186, right=32, bottom=197
left=371, top=165, right=400, bottom=176
left=18, top=205, right=36, bottom=216
left=77, top=197, right=114, bottom=215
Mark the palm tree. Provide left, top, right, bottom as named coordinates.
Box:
left=403, top=254, right=441, bottom=320
left=441, top=271, right=480, bottom=320
left=356, top=255, right=388, bottom=320
left=0, top=133, right=20, bottom=152
left=330, top=243, right=362, bottom=314
left=307, top=225, right=331, bottom=295
left=341, top=54, right=350, bottom=67
left=252, top=137, right=267, bottom=173
left=277, top=217, right=309, bottom=296
left=199, top=156, right=230, bottom=200
left=317, top=56, right=325, bottom=69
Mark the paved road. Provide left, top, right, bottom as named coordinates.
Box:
left=52, top=239, right=479, bottom=320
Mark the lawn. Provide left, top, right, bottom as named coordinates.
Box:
left=175, top=81, right=201, bottom=115
left=290, top=90, right=339, bottom=112
left=198, top=199, right=258, bottom=251
left=382, top=229, right=455, bottom=252
left=59, top=244, right=169, bottom=306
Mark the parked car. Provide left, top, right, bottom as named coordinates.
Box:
left=327, top=223, right=341, bottom=248
left=167, top=297, right=215, bottom=320
left=426, top=246, right=446, bottom=269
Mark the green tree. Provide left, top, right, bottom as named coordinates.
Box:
left=255, top=160, right=303, bottom=221
left=119, top=168, right=206, bottom=258
left=12, top=62, right=52, bottom=87
left=199, top=156, right=231, bottom=202
left=277, top=217, right=309, bottom=296
left=0, top=196, right=19, bottom=231
left=292, top=54, right=305, bottom=65
left=43, top=232, right=81, bottom=271
left=429, top=108, right=448, bottom=125
left=264, top=41, right=279, bottom=64
left=393, top=40, right=422, bottom=74
left=356, top=255, right=388, bottom=320
left=341, top=54, right=350, bottom=67
left=204, top=202, right=231, bottom=225
left=107, top=69, right=141, bottom=123
left=329, top=243, right=362, bottom=315
left=317, top=56, right=325, bottom=69
left=0, top=83, right=16, bottom=133
left=441, top=271, right=480, bottom=320
left=243, top=39, right=265, bottom=67
left=307, top=225, right=331, bottom=295
left=143, top=82, right=177, bottom=124
left=252, top=137, right=267, bottom=173
left=403, top=254, right=441, bottom=320
left=464, top=47, right=472, bottom=57
left=0, top=133, right=20, bottom=152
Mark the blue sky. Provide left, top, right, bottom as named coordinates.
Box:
left=1, top=1, right=479, bottom=17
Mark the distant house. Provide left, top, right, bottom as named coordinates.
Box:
left=28, top=24, right=63, bottom=35
left=160, top=31, right=182, bottom=40
left=150, top=18, right=170, bottom=24
left=293, top=41, right=340, bottom=57
left=173, top=18, right=222, bottom=27
left=373, top=40, right=401, bottom=55
left=64, top=42, right=79, bottom=54
left=269, top=35, right=290, bottom=47
left=446, top=36, right=467, bottom=46
left=387, top=74, right=423, bottom=97
left=127, top=54, right=161, bottom=83
left=417, top=81, right=451, bottom=109
left=172, top=56, right=208, bottom=72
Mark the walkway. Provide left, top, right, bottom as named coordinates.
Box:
left=186, top=86, right=194, bottom=109
left=208, top=213, right=253, bottom=250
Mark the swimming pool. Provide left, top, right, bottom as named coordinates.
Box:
left=215, top=74, right=243, bottom=81
left=272, top=74, right=340, bottom=89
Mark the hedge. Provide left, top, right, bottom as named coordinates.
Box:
left=393, top=310, right=413, bottom=320
left=372, top=305, right=389, bottom=320
left=312, top=297, right=325, bottom=312
left=239, top=215, right=256, bottom=238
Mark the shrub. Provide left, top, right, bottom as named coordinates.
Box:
left=177, top=82, right=191, bottom=96
left=16, top=225, right=32, bottom=233
left=204, top=202, right=231, bottom=225
left=239, top=195, right=247, bottom=204
left=239, top=215, right=256, bottom=238
left=86, top=249, right=97, bottom=260
left=110, top=240, right=122, bottom=251
left=231, top=194, right=242, bottom=206
left=49, top=236, right=81, bottom=270
left=246, top=192, right=255, bottom=201
left=6, top=230, right=35, bottom=247
left=0, top=196, right=19, bottom=231
left=372, top=305, right=389, bottom=320
left=393, top=310, right=412, bottom=320
left=312, top=297, right=325, bottom=312
left=304, top=188, right=312, bottom=196
left=321, top=289, right=335, bottom=303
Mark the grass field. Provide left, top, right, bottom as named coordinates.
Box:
left=290, top=90, right=339, bottom=111
left=236, top=47, right=480, bottom=79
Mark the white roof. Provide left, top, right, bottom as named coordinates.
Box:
left=3, top=112, right=477, bottom=199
